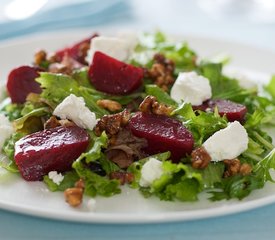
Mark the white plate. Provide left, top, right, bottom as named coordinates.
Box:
left=0, top=30, right=275, bottom=224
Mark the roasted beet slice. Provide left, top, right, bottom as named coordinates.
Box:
left=6, top=66, right=42, bottom=104
left=128, top=112, right=194, bottom=162
left=88, top=51, right=143, bottom=95
left=55, top=34, right=98, bottom=64
left=14, top=126, right=89, bottom=181
left=193, top=99, right=247, bottom=122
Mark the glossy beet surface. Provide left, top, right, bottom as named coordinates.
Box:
left=128, top=112, right=194, bottom=162
left=15, top=126, right=89, bottom=181
left=6, top=66, right=42, bottom=103
left=55, top=34, right=98, bottom=64
left=193, top=99, right=247, bottom=122
left=88, top=51, right=143, bottom=95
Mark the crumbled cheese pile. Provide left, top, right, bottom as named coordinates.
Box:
left=48, top=171, right=64, bottom=185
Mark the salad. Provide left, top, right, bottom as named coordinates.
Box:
left=0, top=31, right=275, bottom=208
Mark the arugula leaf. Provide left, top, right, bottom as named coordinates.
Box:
left=200, top=162, right=225, bottom=189
left=199, top=62, right=254, bottom=103
left=145, top=84, right=177, bottom=106
left=264, top=76, right=275, bottom=100
left=72, top=67, right=92, bottom=88
left=0, top=99, right=23, bottom=121
left=209, top=174, right=264, bottom=201
left=132, top=31, right=197, bottom=71
left=173, top=103, right=227, bottom=145
left=254, top=148, right=275, bottom=182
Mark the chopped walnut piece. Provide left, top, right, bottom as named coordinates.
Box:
left=224, top=159, right=253, bottom=177
left=44, top=116, right=76, bottom=129
left=94, top=110, right=130, bottom=137
left=240, top=163, right=252, bottom=176
left=44, top=116, right=61, bottom=129
left=139, top=95, right=173, bottom=116
left=97, top=99, right=122, bottom=112
left=64, top=179, right=85, bottom=207
left=34, top=50, right=47, bottom=66
left=75, top=178, right=85, bottom=189
left=144, top=53, right=175, bottom=91
left=64, top=187, right=84, bottom=207
left=109, top=171, right=134, bottom=185
left=191, top=147, right=211, bottom=169
left=223, top=159, right=241, bottom=177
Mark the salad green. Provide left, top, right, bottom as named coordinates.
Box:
left=1, top=31, right=275, bottom=206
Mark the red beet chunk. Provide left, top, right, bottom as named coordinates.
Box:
left=14, top=126, right=89, bottom=181
left=211, top=99, right=247, bottom=122
left=6, top=66, right=42, bottom=104
left=88, top=51, right=143, bottom=95
left=55, top=34, right=98, bottom=64
left=193, top=99, right=247, bottom=122
left=128, top=112, right=194, bottom=162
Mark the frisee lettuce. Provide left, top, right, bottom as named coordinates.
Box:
left=72, top=132, right=121, bottom=197
left=43, top=171, right=79, bottom=192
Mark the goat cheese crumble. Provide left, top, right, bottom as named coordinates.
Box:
left=203, top=121, right=249, bottom=162
left=170, top=71, right=212, bottom=106
left=48, top=171, right=64, bottom=185
left=139, top=158, right=163, bottom=187
left=86, top=36, right=131, bottom=63
left=53, top=94, right=97, bottom=130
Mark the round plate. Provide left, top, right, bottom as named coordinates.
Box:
left=0, top=30, right=275, bottom=224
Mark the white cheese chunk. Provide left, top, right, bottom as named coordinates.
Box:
left=203, top=121, right=249, bottom=162
left=139, top=158, right=163, bottom=187
left=87, top=198, right=96, bottom=211
left=170, top=72, right=212, bottom=106
left=48, top=171, right=64, bottom=185
left=0, top=114, right=14, bottom=149
left=117, top=30, right=138, bottom=51
left=53, top=94, right=97, bottom=130
left=86, top=36, right=131, bottom=64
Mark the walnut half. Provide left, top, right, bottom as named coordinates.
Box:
left=191, top=147, right=211, bottom=169
left=64, top=179, right=85, bottom=207
left=139, top=95, right=173, bottom=116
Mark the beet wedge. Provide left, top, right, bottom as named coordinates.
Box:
left=6, top=66, right=42, bottom=104
left=193, top=99, right=247, bottom=122
left=55, top=34, right=98, bottom=64
left=15, top=126, right=89, bottom=181
left=88, top=51, right=143, bottom=95
left=128, top=112, right=194, bottom=162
